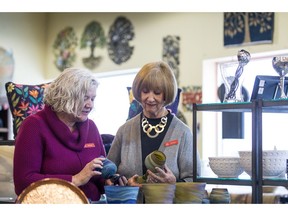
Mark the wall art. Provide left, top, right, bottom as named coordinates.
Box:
left=53, top=27, right=78, bottom=72
left=182, top=85, right=202, bottom=112
left=224, top=12, right=274, bottom=47
left=107, top=16, right=135, bottom=65
left=80, top=21, right=106, bottom=70
left=163, top=35, right=180, bottom=85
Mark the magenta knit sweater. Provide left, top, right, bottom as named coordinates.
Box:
left=13, top=105, right=106, bottom=201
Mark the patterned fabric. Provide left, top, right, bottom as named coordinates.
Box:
left=126, top=87, right=182, bottom=120
left=5, top=82, right=49, bottom=138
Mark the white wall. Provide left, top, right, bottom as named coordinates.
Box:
left=0, top=13, right=47, bottom=84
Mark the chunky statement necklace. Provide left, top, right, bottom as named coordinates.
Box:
left=141, top=116, right=168, bottom=138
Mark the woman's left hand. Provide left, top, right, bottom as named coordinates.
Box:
left=146, top=164, right=176, bottom=184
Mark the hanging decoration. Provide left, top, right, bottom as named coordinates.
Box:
left=162, top=35, right=180, bottom=85
left=80, top=21, right=106, bottom=70
left=162, top=35, right=186, bottom=123
left=182, top=86, right=202, bottom=112
left=224, top=12, right=274, bottom=47
left=53, top=27, right=78, bottom=72
left=107, top=16, right=135, bottom=65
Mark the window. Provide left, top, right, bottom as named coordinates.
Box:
left=89, top=68, right=139, bottom=135
left=202, top=49, right=288, bottom=163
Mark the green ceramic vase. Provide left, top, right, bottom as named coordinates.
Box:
left=209, top=188, right=231, bottom=204
left=137, top=150, right=166, bottom=184
left=144, top=150, right=166, bottom=172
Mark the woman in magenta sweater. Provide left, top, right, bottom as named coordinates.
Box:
left=13, top=68, right=106, bottom=202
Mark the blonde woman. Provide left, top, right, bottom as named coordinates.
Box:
left=13, top=68, right=106, bottom=202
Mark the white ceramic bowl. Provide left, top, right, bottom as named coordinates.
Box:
left=208, top=157, right=244, bottom=178
left=238, top=150, right=288, bottom=178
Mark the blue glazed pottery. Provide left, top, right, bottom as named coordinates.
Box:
left=100, top=158, right=117, bottom=179
left=104, top=186, right=140, bottom=204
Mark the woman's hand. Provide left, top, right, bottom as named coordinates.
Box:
left=146, top=164, right=176, bottom=184
left=105, top=175, right=128, bottom=186
left=72, top=157, right=105, bottom=186
left=127, top=174, right=142, bottom=187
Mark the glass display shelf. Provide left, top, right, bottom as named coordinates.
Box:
left=197, top=99, right=288, bottom=113
left=261, top=99, right=288, bottom=113
left=195, top=177, right=251, bottom=186
left=192, top=99, right=288, bottom=204
left=194, top=101, right=254, bottom=113
left=263, top=178, right=288, bottom=187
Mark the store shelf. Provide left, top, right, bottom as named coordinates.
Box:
left=192, top=99, right=288, bottom=203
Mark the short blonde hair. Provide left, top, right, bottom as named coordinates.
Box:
left=44, top=67, right=99, bottom=117
left=132, top=61, right=177, bottom=106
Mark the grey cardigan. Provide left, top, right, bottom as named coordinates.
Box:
left=107, top=113, right=201, bottom=182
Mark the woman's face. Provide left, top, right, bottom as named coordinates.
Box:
left=76, top=85, right=96, bottom=122
left=140, top=87, right=165, bottom=118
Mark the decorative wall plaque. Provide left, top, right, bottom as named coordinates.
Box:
left=182, top=85, right=202, bottom=111
left=53, top=27, right=78, bottom=72
left=107, top=16, right=135, bottom=65
left=163, top=35, right=180, bottom=85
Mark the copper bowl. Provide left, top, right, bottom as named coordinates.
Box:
left=16, top=178, right=89, bottom=204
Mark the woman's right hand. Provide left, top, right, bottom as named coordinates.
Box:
left=127, top=174, right=142, bottom=187
left=72, top=157, right=105, bottom=186
left=105, top=175, right=128, bottom=186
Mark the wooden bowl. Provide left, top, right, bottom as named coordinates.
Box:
left=16, top=178, right=89, bottom=204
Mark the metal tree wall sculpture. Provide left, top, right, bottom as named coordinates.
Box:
left=80, top=21, right=106, bottom=69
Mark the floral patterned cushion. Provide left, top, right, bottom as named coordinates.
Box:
left=5, top=82, right=49, bottom=138
left=127, top=87, right=182, bottom=120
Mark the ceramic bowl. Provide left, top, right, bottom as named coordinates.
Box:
left=209, top=188, right=231, bottom=204
left=263, top=186, right=278, bottom=193
left=174, top=182, right=206, bottom=204
left=104, top=185, right=140, bottom=204
left=208, top=156, right=244, bottom=178
left=238, top=150, right=288, bottom=178
left=141, top=183, right=176, bottom=204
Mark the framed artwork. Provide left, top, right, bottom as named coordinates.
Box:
left=224, top=12, right=274, bottom=47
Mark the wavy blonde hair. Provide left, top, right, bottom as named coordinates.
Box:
left=132, top=61, right=177, bottom=106
left=44, top=67, right=99, bottom=117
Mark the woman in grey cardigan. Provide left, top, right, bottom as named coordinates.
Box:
left=107, top=61, right=201, bottom=186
